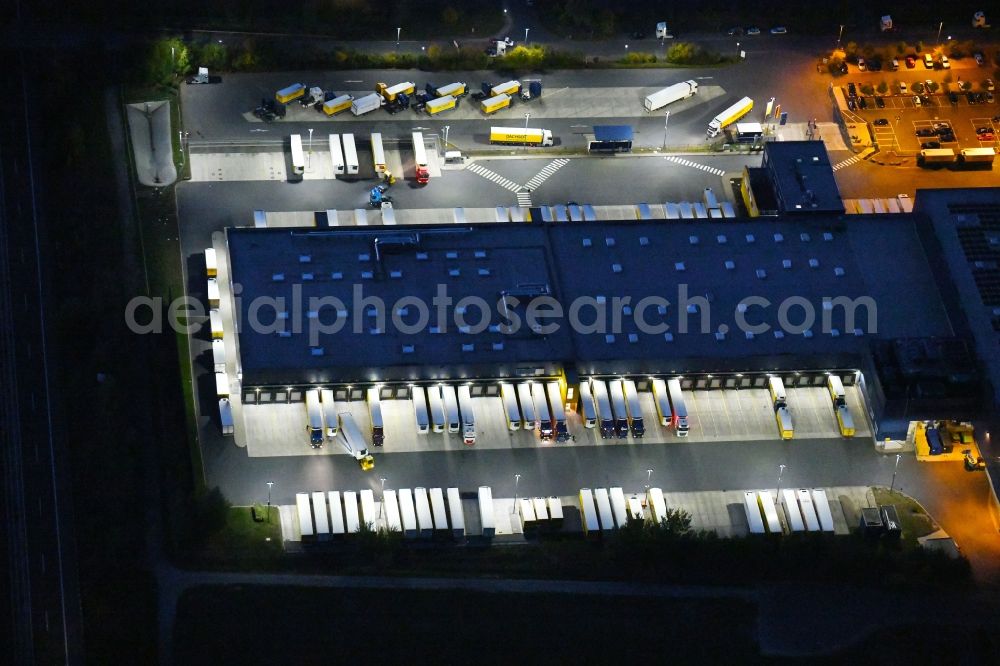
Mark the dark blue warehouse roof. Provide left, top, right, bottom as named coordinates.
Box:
left=226, top=211, right=953, bottom=386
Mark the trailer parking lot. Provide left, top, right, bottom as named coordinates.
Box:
left=240, top=384, right=870, bottom=458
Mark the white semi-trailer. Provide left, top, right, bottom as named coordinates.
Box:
left=383, top=490, right=402, bottom=533
left=343, top=491, right=360, bottom=533
left=797, top=489, right=821, bottom=532
left=782, top=489, right=805, bottom=532
left=414, top=487, right=434, bottom=538
left=338, top=412, right=375, bottom=470
left=359, top=489, right=378, bottom=530
left=643, top=80, right=698, bottom=112
left=608, top=379, right=629, bottom=438
left=478, top=486, right=495, bottom=537
left=517, top=383, right=537, bottom=430
left=647, top=487, right=667, bottom=524
left=442, top=385, right=460, bottom=433
left=594, top=488, right=615, bottom=533
left=666, top=378, right=689, bottom=436
left=429, top=487, right=449, bottom=534
left=579, top=488, right=600, bottom=536
left=296, top=493, right=314, bottom=538
left=305, top=389, right=324, bottom=448
left=500, top=382, right=521, bottom=431
left=578, top=381, right=597, bottom=428
left=744, top=491, right=766, bottom=534
left=427, top=385, right=446, bottom=433
left=320, top=389, right=339, bottom=438
left=757, top=490, right=782, bottom=534
left=447, top=487, right=465, bottom=538
left=458, top=385, right=476, bottom=445
left=621, top=379, right=645, bottom=438
left=327, top=491, right=345, bottom=535
left=609, top=487, right=628, bottom=528
left=312, top=491, right=330, bottom=538
left=412, top=385, right=429, bottom=434
left=811, top=489, right=836, bottom=532
left=532, top=382, right=553, bottom=440
left=547, top=382, right=569, bottom=441
left=591, top=380, right=615, bottom=439
left=398, top=488, right=418, bottom=539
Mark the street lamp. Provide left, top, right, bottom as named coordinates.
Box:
left=523, top=112, right=530, bottom=152
left=266, top=481, right=274, bottom=523
left=736, top=42, right=740, bottom=59
left=889, top=454, right=902, bottom=493
left=443, top=125, right=450, bottom=150
left=397, top=27, right=401, bottom=46
left=178, top=130, right=184, bottom=168
left=662, top=111, right=670, bottom=150
left=775, top=464, right=786, bottom=502
left=645, top=468, right=653, bottom=491
left=936, top=21, right=943, bottom=46
left=837, top=24, right=844, bottom=48
left=512, top=473, right=521, bottom=513
left=308, top=128, right=313, bottom=169
left=524, top=28, right=529, bottom=44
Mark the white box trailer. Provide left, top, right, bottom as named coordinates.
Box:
left=647, top=487, right=667, bottom=525
left=593, top=488, right=615, bottom=532
left=312, top=491, right=330, bottom=538
left=343, top=491, right=361, bottom=533
left=296, top=493, right=314, bottom=538
left=608, top=379, right=629, bottom=438
left=429, top=488, right=448, bottom=533
left=500, top=382, right=521, bottom=431
left=578, top=381, right=597, bottom=428
left=353, top=209, right=368, bottom=226
left=651, top=378, right=672, bottom=426
left=206, top=278, right=220, bottom=308
left=412, top=385, right=429, bottom=434
left=478, top=486, right=495, bottom=537
left=609, top=487, right=628, bottom=528
left=366, top=387, right=384, bottom=447
left=212, top=339, right=226, bottom=373
left=757, top=490, right=782, bottom=534
left=441, top=385, right=460, bottom=433
left=359, top=489, right=378, bottom=530
left=447, top=487, right=465, bottom=538
left=215, top=372, right=229, bottom=398
left=328, top=134, right=344, bottom=176
left=305, top=388, right=324, bottom=447
left=518, top=498, right=537, bottom=529
left=427, top=385, right=446, bottom=433
left=342, top=133, right=359, bottom=174
left=811, top=489, right=836, bottom=532
left=797, top=489, right=821, bottom=532
left=547, top=382, right=568, bottom=441
left=579, top=488, right=600, bottom=536
left=320, top=389, right=339, bottom=438
left=370, top=132, right=386, bottom=174
left=644, top=80, right=698, bottom=112
left=383, top=489, right=402, bottom=533
left=547, top=496, right=564, bottom=526
left=744, top=492, right=766, bottom=534
left=398, top=488, right=418, bottom=539
left=219, top=398, right=234, bottom=436
left=327, top=491, right=345, bottom=535
left=591, top=379, right=615, bottom=438
left=351, top=92, right=382, bottom=116
left=532, top=382, right=553, bottom=440
left=458, top=385, right=476, bottom=445
left=289, top=134, right=305, bottom=176
left=413, top=487, right=434, bottom=538
left=209, top=310, right=224, bottom=340
left=532, top=497, right=548, bottom=522
left=622, top=379, right=645, bottom=438
left=626, top=496, right=644, bottom=524
left=204, top=247, right=217, bottom=277
left=517, top=383, right=537, bottom=430
left=666, top=378, right=689, bottom=436
left=781, top=489, right=804, bottom=532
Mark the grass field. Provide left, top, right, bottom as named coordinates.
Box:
left=174, top=585, right=758, bottom=663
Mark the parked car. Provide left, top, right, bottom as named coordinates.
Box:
left=940, top=55, right=950, bottom=69
left=913, top=95, right=921, bottom=106
left=979, top=131, right=997, bottom=141
left=921, top=141, right=941, bottom=149
left=726, top=27, right=744, bottom=36
left=925, top=79, right=935, bottom=92
left=905, top=56, right=916, bottom=68
left=873, top=118, right=889, bottom=126
left=974, top=52, right=985, bottom=66
left=967, top=91, right=978, bottom=104
left=847, top=82, right=858, bottom=97
left=916, top=128, right=937, bottom=137
left=923, top=53, right=934, bottom=68
left=940, top=133, right=957, bottom=143
left=948, top=92, right=958, bottom=105
left=746, top=26, right=761, bottom=35
left=891, top=58, right=899, bottom=71
left=857, top=57, right=867, bottom=71
left=769, top=26, right=787, bottom=34
left=986, top=79, right=995, bottom=92
left=858, top=97, right=868, bottom=109
left=875, top=96, right=885, bottom=108
left=847, top=98, right=857, bottom=111
left=899, top=82, right=907, bottom=94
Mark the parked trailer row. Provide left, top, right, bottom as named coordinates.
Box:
left=518, top=496, right=565, bottom=531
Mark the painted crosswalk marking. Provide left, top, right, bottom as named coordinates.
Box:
left=466, top=163, right=522, bottom=192
left=523, top=159, right=570, bottom=191
left=832, top=155, right=862, bottom=172
left=664, top=155, right=726, bottom=176
left=516, top=191, right=533, bottom=207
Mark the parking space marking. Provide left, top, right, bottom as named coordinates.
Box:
left=523, top=159, right=570, bottom=191
left=664, top=155, right=726, bottom=176
left=466, top=163, right=523, bottom=192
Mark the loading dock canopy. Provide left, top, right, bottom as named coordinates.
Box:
left=228, top=215, right=950, bottom=386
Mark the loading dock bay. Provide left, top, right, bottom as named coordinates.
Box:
left=241, top=383, right=871, bottom=457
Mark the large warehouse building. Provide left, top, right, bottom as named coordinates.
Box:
left=222, top=188, right=1000, bottom=439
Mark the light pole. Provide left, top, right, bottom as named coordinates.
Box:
left=837, top=24, right=844, bottom=48
left=523, top=112, right=530, bottom=152
left=266, top=481, right=274, bottom=522
left=171, top=46, right=175, bottom=73
left=379, top=477, right=386, bottom=517
left=645, top=468, right=653, bottom=491
left=662, top=111, right=670, bottom=150
left=889, top=454, right=902, bottom=494
left=736, top=42, right=740, bottom=59
left=524, top=28, right=529, bottom=44
left=397, top=27, right=401, bottom=46
left=936, top=21, right=943, bottom=46
left=178, top=130, right=185, bottom=168
left=307, top=128, right=313, bottom=169
left=512, top=473, right=521, bottom=513
left=775, top=464, right=786, bottom=502
left=443, top=125, right=450, bottom=150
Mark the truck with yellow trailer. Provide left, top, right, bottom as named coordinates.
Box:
left=275, top=83, right=306, bottom=104
left=768, top=377, right=794, bottom=440
left=827, top=375, right=855, bottom=437
left=322, top=94, right=353, bottom=116
left=707, top=96, right=754, bottom=137
left=490, top=80, right=521, bottom=97
left=434, top=82, right=468, bottom=97
left=376, top=81, right=416, bottom=102
left=481, top=93, right=511, bottom=114
left=426, top=95, right=457, bottom=115
left=489, top=127, right=554, bottom=146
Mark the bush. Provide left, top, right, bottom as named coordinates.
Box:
left=912, top=82, right=925, bottom=94
left=926, top=81, right=939, bottom=93
left=860, top=83, right=874, bottom=96
left=876, top=81, right=888, bottom=94
left=194, top=42, right=228, bottom=71
left=501, top=44, right=546, bottom=70
left=619, top=52, right=657, bottom=65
